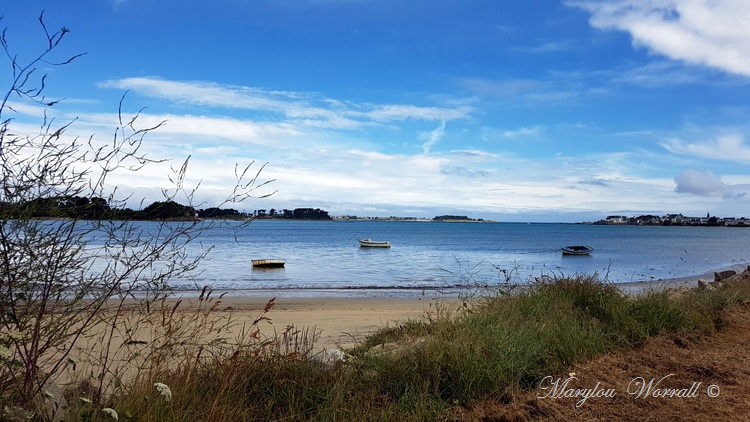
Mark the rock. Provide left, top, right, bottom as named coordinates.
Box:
left=722, top=273, right=750, bottom=287
left=714, top=270, right=738, bottom=282
left=698, top=279, right=715, bottom=290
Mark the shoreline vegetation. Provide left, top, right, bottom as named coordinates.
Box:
left=5, top=196, right=749, bottom=226
left=0, top=196, right=497, bottom=223
left=6, top=267, right=750, bottom=421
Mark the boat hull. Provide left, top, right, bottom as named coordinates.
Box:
left=252, top=259, right=286, bottom=268
left=358, top=239, right=391, bottom=248
left=561, top=246, right=593, bottom=256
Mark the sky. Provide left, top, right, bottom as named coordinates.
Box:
left=3, top=0, right=750, bottom=222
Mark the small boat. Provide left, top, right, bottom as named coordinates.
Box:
left=358, top=238, right=391, bottom=248
left=252, top=259, right=286, bottom=268
left=561, top=245, right=594, bottom=256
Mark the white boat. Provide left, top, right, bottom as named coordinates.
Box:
left=358, top=238, right=391, bottom=248
left=561, top=245, right=593, bottom=256
left=252, top=259, right=286, bottom=268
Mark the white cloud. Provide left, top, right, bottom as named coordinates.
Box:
left=512, top=40, right=576, bottom=53
left=101, top=77, right=473, bottom=128
left=611, top=61, right=704, bottom=87
left=569, top=0, right=750, bottom=77
left=364, top=105, right=473, bottom=122
left=482, top=125, right=545, bottom=141
left=9, top=74, right=721, bottom=220
left=661, top=133, right=750, bottom=163
left=674, top=169, right=727, bottom=196
left=421, top=120, right=446, bottom=153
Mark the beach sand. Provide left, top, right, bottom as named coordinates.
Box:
left=162, top=268, right=732, bottom=352
left=58, top=293, right=449, bottom=389
left=190, top=293, right=450, bottom=350
left=66, top=267, right=732, bottom=383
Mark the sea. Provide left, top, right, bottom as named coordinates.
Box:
left=154, top=219, right=750, bottom=298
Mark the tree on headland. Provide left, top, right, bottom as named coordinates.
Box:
left=0, top=13, right=273, bottom=412
left=249, top=207, right=332, bottom=220
left=433, top=215, right=482, bottom=221
left=292, top=208, right=331, bottom=220
left=142, top=200, right=196, bottom=220
left=197, top=207, right=242, bottom=219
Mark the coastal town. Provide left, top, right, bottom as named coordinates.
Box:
left=592, top=213, right=749, bottom=227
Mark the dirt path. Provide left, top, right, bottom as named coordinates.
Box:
left=459, top=301, right=750, bottom=421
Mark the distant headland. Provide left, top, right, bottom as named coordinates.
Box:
left=0, top=197, right=496, bottom=223
left=330, top=214, right=493, bottom=222
left=10, top=197, right=742, bottom=227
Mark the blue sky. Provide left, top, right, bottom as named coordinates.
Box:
left=4, top=1, right=750, bottom=222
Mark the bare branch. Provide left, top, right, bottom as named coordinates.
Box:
left=1, top=12, right=274, bottom=411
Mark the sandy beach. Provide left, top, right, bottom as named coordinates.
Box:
left=155, top=272, right=710, bottom=352
left=186, top=293, right=450, bottom=350
left=158, top=267, right=739, bottom=351
left=53, top=266, right=750, bottom=420
left=80, top=266, right=737, bottom=370
left=60, top=292, right=449, bottom=389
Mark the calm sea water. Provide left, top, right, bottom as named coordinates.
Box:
left=157, top=220, right=750, bottom=297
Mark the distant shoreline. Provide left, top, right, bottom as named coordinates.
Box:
left=330, top=218, right=498, bottom=223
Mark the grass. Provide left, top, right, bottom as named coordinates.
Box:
left=21, top=274, right=750, bottom=421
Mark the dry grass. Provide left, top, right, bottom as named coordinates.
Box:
left=9, top=276, right=750, bottom=421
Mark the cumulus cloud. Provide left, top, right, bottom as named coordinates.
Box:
left=674, top=169, right=727, bottom=196
left=569, top=0, right=750, bottom=77
left=723, top=188, right=748, bottom=200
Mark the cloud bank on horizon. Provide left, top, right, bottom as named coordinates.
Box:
left=3, top=0, right=750, bottom=222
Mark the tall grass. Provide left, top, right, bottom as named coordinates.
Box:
left=50, top=275, right=750, bottom=422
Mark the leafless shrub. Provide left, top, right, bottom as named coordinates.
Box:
left=0, top=13, right=273, bottom=414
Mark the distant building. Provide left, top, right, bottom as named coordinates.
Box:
left=664, top=214, right=684, bottom=225
left=605, top=215, right=628, bottom=224
left=725, top=217, right=748, bottom=227
left=633, top=215, right=662, bottom=225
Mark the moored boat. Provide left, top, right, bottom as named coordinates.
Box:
left=358, top=238, right=391, bottom=248
left=561, top=245, right=593, bottom=256
left=252, top=259, right=286, bottom=268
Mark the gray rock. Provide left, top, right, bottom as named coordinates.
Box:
left=722, top=273, right=750, bottom=287
left=698, top=279, right=715, bottom=290
left=714, top=270, right=738, bottom=282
